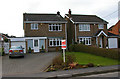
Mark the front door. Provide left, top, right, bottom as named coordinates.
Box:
left=99, top=37, right=102, bottom=48
left=34, top=39, right=39, bottom=52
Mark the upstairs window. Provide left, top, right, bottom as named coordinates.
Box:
left=98, top=24, right=104, bottom=29
left=31, top=23, right=38, bottom=30
left=49, top=24, right=62, bottom=31
left=79, top=24, right=90, bottom=31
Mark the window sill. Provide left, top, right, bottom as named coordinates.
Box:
left=49, top=30, right=62, bottom=32
left=79, top=30, right=90, bottom=32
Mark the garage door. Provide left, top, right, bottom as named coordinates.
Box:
left=108, top=38, right=118, bottom=48
left=11, top=41, right=26, bottom=53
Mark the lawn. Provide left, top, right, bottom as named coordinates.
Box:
left=66, top=52, right=119, bottom=66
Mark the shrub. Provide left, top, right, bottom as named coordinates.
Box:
left=69, top=44, right=119, bottom=60
left=52, top=55, right=63, bottom=66
left=66, top=54, right=76, bottom=65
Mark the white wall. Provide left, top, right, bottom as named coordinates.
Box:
left=108, top=38, right=118, bottom=48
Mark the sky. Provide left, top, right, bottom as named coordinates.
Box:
left=0, top=0, right=119, bottom=37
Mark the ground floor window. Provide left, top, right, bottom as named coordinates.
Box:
left=79, top=37, right=91, bottom=45
left=27, top=39, right=33, bottom=49
left=49, top=38, right=61, bottom=46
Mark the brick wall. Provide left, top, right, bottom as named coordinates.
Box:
left=24, top=23, right=66, bottom=38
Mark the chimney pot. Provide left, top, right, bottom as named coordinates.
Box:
left=57, top=11, right=60, bottom=15
left=68, top=9, right=71, bottom=15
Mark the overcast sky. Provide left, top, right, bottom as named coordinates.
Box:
left=0, top=0, right=119, bottom=37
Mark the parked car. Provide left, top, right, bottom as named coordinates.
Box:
left=9, top=46, right=24, bottom=58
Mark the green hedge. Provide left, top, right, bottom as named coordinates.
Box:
left=69, top=44, right=119, bottom=60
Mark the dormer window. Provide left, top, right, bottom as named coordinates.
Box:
left=98, top=24, right=104, bottom=29
left=31, top=23, right=38, bottom=30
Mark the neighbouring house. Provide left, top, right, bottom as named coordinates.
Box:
left=108, top=20, right=120, bottom=48
left=23, top=12, right=67, bottom=52
left=108, top=20, right=120, bottom=36
left=0, top=33, right=10, bottom=54
left=65, top=9, right=114, bottom=48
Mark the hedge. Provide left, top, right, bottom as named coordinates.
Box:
left=69, top=44, right=120, bottom=60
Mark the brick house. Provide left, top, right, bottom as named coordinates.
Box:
left=108, top=20, right=120, bottom=36
left=23, top=12, right=67, bottom=52
left=65, top=9, right=109, bottom=48
left=108, top=20, right=120, bottom=48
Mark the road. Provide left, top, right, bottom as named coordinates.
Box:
left=2, top=52, right=60, bottom=77
left=68, top=72, right=119, bottom=79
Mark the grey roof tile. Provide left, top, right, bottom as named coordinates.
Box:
left=23, top=13, right=66, bottom=22
left=66, top=14, right=108, bottom=24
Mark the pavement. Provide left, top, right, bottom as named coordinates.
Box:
left=2, top=52, right=61, bottom=77
left=3, top=65, right=120, bottom=78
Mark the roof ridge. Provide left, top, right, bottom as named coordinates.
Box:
left=65, top=14, right=97, bottom=16
left=23, top=13, right=57, bottom=15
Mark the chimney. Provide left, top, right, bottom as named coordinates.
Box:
left=68, top=9, right=72, bottom=18
left=57, top=11, right=60, bottom=15
left=68, top=9, right=71, bottom=15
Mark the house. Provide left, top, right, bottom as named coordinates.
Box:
left=108, top=20, right=120, bottom=36
left=108, top=20, right=120, bottom=48
left=23, top=12, right=67, bottom=52
left=0, top=33, right=10, bottom=54
left=65, top=9, right=109, bottom=48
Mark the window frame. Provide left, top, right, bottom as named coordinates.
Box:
left=79, top=37, right=91, bottom=45
left=98, top=24, right=104, bottom=29
left=31, top=23, right=38, bottom=30
left=49, top=24, right=62, bottom=31
left=79, top=24, right=90, bottom=31
left=49, top=38, right=61, bottom=47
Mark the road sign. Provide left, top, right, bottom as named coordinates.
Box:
left=61, top=40, right=66, bottom=49
left=61, top=40, right=66, bottom=62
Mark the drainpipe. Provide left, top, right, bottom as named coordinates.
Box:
left=65, top=23, right=67, bottom=49
left=75, top=24, right=77, bottom=42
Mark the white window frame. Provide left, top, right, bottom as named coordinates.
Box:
left=31, top=23, right=38, bottom=30
left=49, top=24, right=62, bottom=31
left=79, top=37, right=91, bottom=45
left=98, top=24, right=104, bottom=29
left=79, top=24, right=90, bottom=31
left=49, top=38, right=61, bottom=46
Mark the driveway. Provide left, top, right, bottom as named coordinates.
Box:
left=2, top=52, right=61, bottom=76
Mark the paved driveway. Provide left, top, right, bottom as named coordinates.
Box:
left=2, top=52, right=61, bottom=76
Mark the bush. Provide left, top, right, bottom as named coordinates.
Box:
left=69, top=44, right=119, bottom=60
left=66, top=54, right=76, bottom=65
left=52, top=55, right=63, bottom=66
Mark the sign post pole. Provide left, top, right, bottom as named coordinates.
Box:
left=63, top=49, right=65, bottom=63
left=61, top=40, right=66, bottom=63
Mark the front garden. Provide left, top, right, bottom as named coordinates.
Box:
left=46, top=44, right=120, bottom=72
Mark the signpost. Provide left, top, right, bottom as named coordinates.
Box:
left=61, top=40, right=66, bottom=62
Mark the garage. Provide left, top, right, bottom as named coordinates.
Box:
left=108, top=38, right=118, bottom=48
left=10, top=38, right=26, bottom=53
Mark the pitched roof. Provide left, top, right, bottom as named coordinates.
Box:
left=23, top=13, right=67, bottom=22
left=65, top=14, right=108, bottom=24
left=108, top=32, right=119, bottom=37
left=94, top=30, right=108, bottom=37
